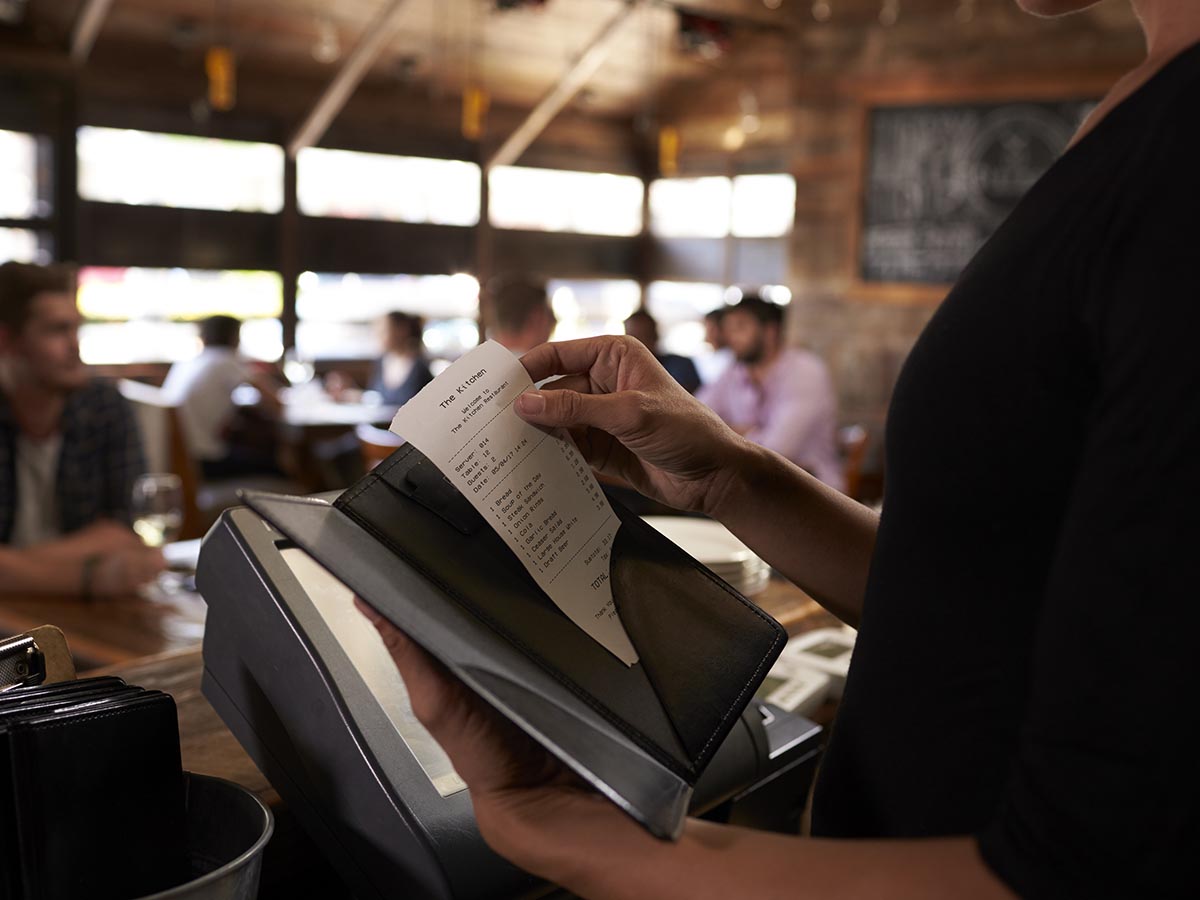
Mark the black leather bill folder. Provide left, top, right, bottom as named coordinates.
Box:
left=0, top=676, right=187, bottom=900
left=240, top=442, right=787, bottom=841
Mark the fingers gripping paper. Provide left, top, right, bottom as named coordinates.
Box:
left=389, top=341, right=638, bottom=666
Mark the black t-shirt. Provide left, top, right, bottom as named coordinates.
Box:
left=810, top=43, right=1200, bottom=898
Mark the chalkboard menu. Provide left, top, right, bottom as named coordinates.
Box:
left=860, top=99, right=1096, bottom=285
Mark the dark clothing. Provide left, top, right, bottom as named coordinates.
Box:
left=369, top=356, right=434, bottom=407
left=656, top=353, right=701, bottom=395
left=812, top=43, right=1200, bottom=899
left=0, top=379, right=146, bottom=542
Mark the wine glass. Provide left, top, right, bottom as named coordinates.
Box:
left=131, top=473, right=184, bottom=549
left=132, top=474, right=184, bottom=593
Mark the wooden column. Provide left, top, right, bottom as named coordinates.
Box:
left=53, top=80, right=78, bottom=263
left=280, top=155, right=299, bottom=354
left=474, top=163, right=493, bottom=340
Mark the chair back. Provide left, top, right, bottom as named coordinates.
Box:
left=355, top=422, right=406, bottom=471
left=117, top=379, right=205, bottom=539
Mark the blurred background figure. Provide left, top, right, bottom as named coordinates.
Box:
left=162, top=314, right=282, bottom=480
left=698, top=294, right=843, bottom=492
left=486, top=275, right=556, bottom=355
left=318, top=310, right=433, bottom=486
left=695, top=306, right=734, bottom=386
left=623, top=309, right=701, bottom=394
left=326, top=311, right=432, bottom=406
left=0, top=261, right=162, bottom=597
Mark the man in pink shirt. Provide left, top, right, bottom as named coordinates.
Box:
left=698, top=294, right=844, bottom=491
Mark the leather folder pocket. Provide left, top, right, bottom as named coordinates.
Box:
left=335, top=445, right=785, bottom=781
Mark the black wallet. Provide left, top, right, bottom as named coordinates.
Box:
left=0, top=679, right=187, bottom=900
left=242, top=442, right=786, bottom=839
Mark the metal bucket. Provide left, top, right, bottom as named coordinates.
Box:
left=136, top=772, right=274, bottom=900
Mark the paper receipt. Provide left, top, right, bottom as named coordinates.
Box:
left=389, top=341, right=638, bottom=666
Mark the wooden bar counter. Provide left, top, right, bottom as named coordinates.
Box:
left=1, top=575, right=840, bottom=896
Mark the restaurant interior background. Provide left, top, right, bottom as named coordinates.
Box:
left=0, top=0, right=1144, bottom=495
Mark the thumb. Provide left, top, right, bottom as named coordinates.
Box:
left=514, top=388, right=634, bottom=435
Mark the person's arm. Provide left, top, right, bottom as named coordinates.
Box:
left=516, top=336, right=875, bottom=626
left=356, top=602, right=1014, bottom=900
left=28, top=519, right=142, bottom=557
left=247, top=370, right=283, bottom=416
left=1, top=526, right=164, bottom=598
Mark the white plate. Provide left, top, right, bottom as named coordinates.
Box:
left=641, top=516, right=756, bottom=567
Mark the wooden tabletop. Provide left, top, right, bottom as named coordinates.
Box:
left=0, top=582, right=207, bottom=671
left=279, top=400, right=397, bottom=430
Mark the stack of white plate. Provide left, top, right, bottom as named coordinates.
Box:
left=641, top=516, right=771, bottom=596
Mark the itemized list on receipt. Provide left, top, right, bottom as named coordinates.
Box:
left=390, top=340, right=638, bottom=666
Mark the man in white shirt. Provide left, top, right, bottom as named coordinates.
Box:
left=698, top=294, right=844, bottom=492
left=162, top=315, right=281, bottom=479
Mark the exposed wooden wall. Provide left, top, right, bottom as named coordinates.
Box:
left=663, top=1, right=1144, bottom=474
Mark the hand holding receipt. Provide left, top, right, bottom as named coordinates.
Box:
left=390, top=341, right=638, bottom=666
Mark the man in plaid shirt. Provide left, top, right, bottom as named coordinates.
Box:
left=0, top=262, right=163, bottom=598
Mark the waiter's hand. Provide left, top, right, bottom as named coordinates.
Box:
left=517, top=337, right=749, bottom=516
left=354, top=598, right=642, bottom=882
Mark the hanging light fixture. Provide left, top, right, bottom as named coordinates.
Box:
left=739, top=89, right=761, bottom=135
left=312, top=18, right=341, bottom=63
left=811, top=0, right=832, bottom=23
left=205, top=0, right=235, bottom=112
left=722, top=124, right=746, bottom=152
left=205, top=46, right=236, bottom=111
left=659, top=125, right=680, bottom=177
left=461, top=85, right=490, bottom=141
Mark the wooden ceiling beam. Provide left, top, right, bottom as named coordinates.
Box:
left=486, top=0, right=641, bottom=171
left=287, top=0, right=411, bottom=158
left=70, top=0, right=117, bottom=66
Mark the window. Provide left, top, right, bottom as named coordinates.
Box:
left=649, top=174, right=796, bottom=239
left=649, top=177, right=732, bottom=238
left=0, top=228, right=45, bottom=264
left=0, top=129, right=40, bottom=220
left=77, top=127, right=284, bottom=213
left=297, top=148, right=480, bottom=226
left=645, top=281, right=726, bottom=356
left=731, top=175, right=795, bottom=238
left=77, top=267, right=283, bottom=364
left=547, top=279, right=641, bottom=342
left=489, top=167, right=643, bottom=236
left=295, top=272, right=480, bottom=361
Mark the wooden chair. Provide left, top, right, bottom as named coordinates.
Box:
left=839, top=424, right=869, bottom=501
left=117, top=379, right=206, bottom=540
left=356, top=423, right=406, bottom=471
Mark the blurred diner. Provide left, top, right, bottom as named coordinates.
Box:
left=623, top=309, right=701, bottom=394
left=0, top=261, right=162, bottom=597
left=698, top=294, right=844, bottom=492
left=325, top=311, right=433, bottom=407
left=162, top=314, right=284, bottom=480
left=485, top=275, right=556, bottom=355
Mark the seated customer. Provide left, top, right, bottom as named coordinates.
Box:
left=698, top=294, right=844, bottom=491
left=371, top=312, right=433, bottom=405
left=485, top=275, right=556, bottom=355
left=0, top=262, right=162, bottom=597
left=327, top=311, right=433, bottom=406
left=695, top=305, right=734, bottom=385
left=162, top=315, right=282, bottom=479
left=623, top=310, right=701, bottom=394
